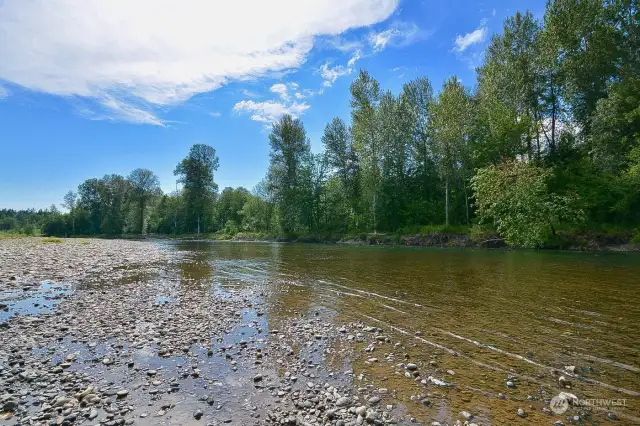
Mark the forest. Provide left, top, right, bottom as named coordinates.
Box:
left=2, top=1, right=639, bottom=248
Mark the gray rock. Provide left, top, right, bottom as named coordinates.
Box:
left=336, top=396, right=351, bottom=407
left=88, top=408, right=98, bottom=420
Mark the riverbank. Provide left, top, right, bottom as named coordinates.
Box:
left=173, top=228, right=640, bottom=252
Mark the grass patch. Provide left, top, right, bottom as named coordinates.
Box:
left=80, top=240, right=90, bottom=245
left=41, top=237, right=63, bottom=243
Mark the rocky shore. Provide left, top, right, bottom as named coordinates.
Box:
left=0, top=238, right=636, bottom=425
left=0, top=239, right=414, bottom=426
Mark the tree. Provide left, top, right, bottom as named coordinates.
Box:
left=431, top=76, right=472, bottom=225
left=542, top=0, right=620, bottom=136
left=216, top=187, right=250, bottom=231
left=61, top=190, right=77, bottom=236
left=128, top=168, right=161, bottom=234
left=472, top=160, right=584, bottom=247
left=350, top=70, right=382, bottom=232
left=174, top=144, right=219, bottom=234
left=99, top=174, right=131, bottom=235
left=321, top=117, right=360, bottom=229
left=267, top=114, right=312, bottom=234
left=590, top=77, right=640, bottom=172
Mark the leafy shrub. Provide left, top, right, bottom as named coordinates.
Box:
left=472, top=160, right=584, bottom=248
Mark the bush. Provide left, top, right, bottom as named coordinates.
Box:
left=42, top=237, right=63, bottom=243
left=472, top=160, right=584, bottom=248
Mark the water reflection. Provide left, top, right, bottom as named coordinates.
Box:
left=170, top=241, right=640, bottom=423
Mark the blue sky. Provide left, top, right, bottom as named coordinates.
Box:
left=0, top=0, right=546, bottom=210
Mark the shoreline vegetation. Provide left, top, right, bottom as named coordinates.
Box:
left=3, top=228, right=639, bottom=252
left=3, top=2, right=639, bottom=250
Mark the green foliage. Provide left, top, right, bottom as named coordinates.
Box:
left=472, top=160, right=584, bottom=247
left=14, top=1, right=640, bottom=247
left=42, top=237, right=63, bottom=243
left=267, top=114, right=313, bottom=234
left=174, top=144, right=219, bottom=233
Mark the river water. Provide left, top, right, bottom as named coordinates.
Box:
left=174, top=241, right=640, bottom=424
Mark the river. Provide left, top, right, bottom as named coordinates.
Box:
left=174, top=241, right=640, bottom=424
left=1, top=238, right=638, bottom=425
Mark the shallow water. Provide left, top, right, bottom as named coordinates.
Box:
left=0, top=281, right=72, bottom=323
left=174, top=241, right=640, bottom=424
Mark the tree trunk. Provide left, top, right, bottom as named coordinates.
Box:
left=462, top=168, right=469, bottom=225
left=372, top=191, right=377, bottom=234
left=445, top=178, right=449, bottom=227
left=139, top=198, right=145, bottom=234
left=550, top=75, right=557, bottom=156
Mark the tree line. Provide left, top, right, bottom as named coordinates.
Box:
left=4, top=1, right=639, bottom=248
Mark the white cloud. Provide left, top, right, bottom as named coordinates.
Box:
left=76, top=95, right=166, bottom=126
left=453, top=23, right=488, bottom=52
left=347, top=49, right=362, bottom=68
left=269, top=83, right=290, bottom=101
left=0, top=85, right=9, bottom=99
left=317, top=36, right=364, bottom=53
left=0, top=0, right=398, bottom=124
left=233, top=100, right=310, bottom=124
left=319, top=49, right=362, bottom=88
left=209, top=111, right=221, bottom=118
left=368, top=22, right=421, bottom=52
left=320, top=62, right=351, bottom=87
left=242, top=89, right=260, bottom=98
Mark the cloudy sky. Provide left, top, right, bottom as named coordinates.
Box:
left=0, top=0, right=546, bottom=209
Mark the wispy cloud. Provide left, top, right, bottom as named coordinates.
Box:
left=233, top=100, right=310, bottom=124
left=269, top=83, right=289, bottom=101
left=317, top=35, right=364, bottom=53
left=319, top=49, right=362, bottom=88
left=320, top=62, right=351, bottom=87
left=368, top=22, right=422, bottom=52
left=76, top=95, right=166, bottom=126
left=209, top=111, right=221, bottom=118
left=453, top=20, right=488, bottom=52
left=0, top=84, right=9, bottom=99
left=242, top=89, right=261, bottom=99
left=0, top=0, right=399, bottom=124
